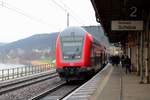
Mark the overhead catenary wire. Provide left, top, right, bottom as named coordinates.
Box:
left=0, top=0, right=55, bottom=28
left=1, top=0, right=96, bottom=32
left=57, top=0, right=97, bottom=26
left=49, top=0, right=86, bottom=26
left=50, top=0, right=67, bottom=12
left=57, top=0, right=89, bottom=25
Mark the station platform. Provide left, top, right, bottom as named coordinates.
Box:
left=63, top=64, right=150, bottom=100
left=91, top=64, right=150, bottom=100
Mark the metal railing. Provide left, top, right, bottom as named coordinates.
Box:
left=0, top=64, right=55, bottom=81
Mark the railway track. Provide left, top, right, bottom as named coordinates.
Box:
left=0, top=68, right=102, bottom=100
left=0, top=71, right=58, bottom=95
left=30, top=81, right=83, bottom=100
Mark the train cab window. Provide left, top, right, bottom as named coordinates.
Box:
left=59, top=27, right=86, bottom=62
left=60, top=36, right=84, bottom=61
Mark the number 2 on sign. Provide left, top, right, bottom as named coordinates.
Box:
left=130, top=6, right=137, bottom=17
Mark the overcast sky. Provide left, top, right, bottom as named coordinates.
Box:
left=0, top=0, right=98, bottom=43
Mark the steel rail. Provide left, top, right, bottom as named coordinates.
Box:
left=30, top=82, right=66, bottom=100
left=0, top=72, right=58, bottom=95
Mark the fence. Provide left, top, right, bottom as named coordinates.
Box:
left=0, top=64, right=55, bottom=81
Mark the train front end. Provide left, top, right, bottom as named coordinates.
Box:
left=56, top=27, right=92, bottom=81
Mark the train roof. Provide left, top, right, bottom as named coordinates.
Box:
left=60, top=27, right=108, bottom=49
left=60, top=27, right=86, bottom=36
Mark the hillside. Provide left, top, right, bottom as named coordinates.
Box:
left=0, top=33, right=58, bottom=64
left=0, top=43, right=7, bottom=46
left=0, top=33, right=58, bottom=51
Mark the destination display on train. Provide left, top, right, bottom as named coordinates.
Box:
left=61, top=36, right=83, bottom=42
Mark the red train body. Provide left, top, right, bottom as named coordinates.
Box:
left=56, top=27, right=107, bottom=81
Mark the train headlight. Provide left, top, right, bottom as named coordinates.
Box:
left=75, top=56, right=80, bottom=59
left=64, top=56, right=69, bottom=59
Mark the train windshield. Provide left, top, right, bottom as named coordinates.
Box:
left=60, top=36, right=84, bottom=61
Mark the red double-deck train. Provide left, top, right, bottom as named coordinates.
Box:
left=56, top=27, right=107, bottom=81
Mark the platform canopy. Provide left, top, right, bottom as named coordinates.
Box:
left=91, top=0, right=149, bottom=43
